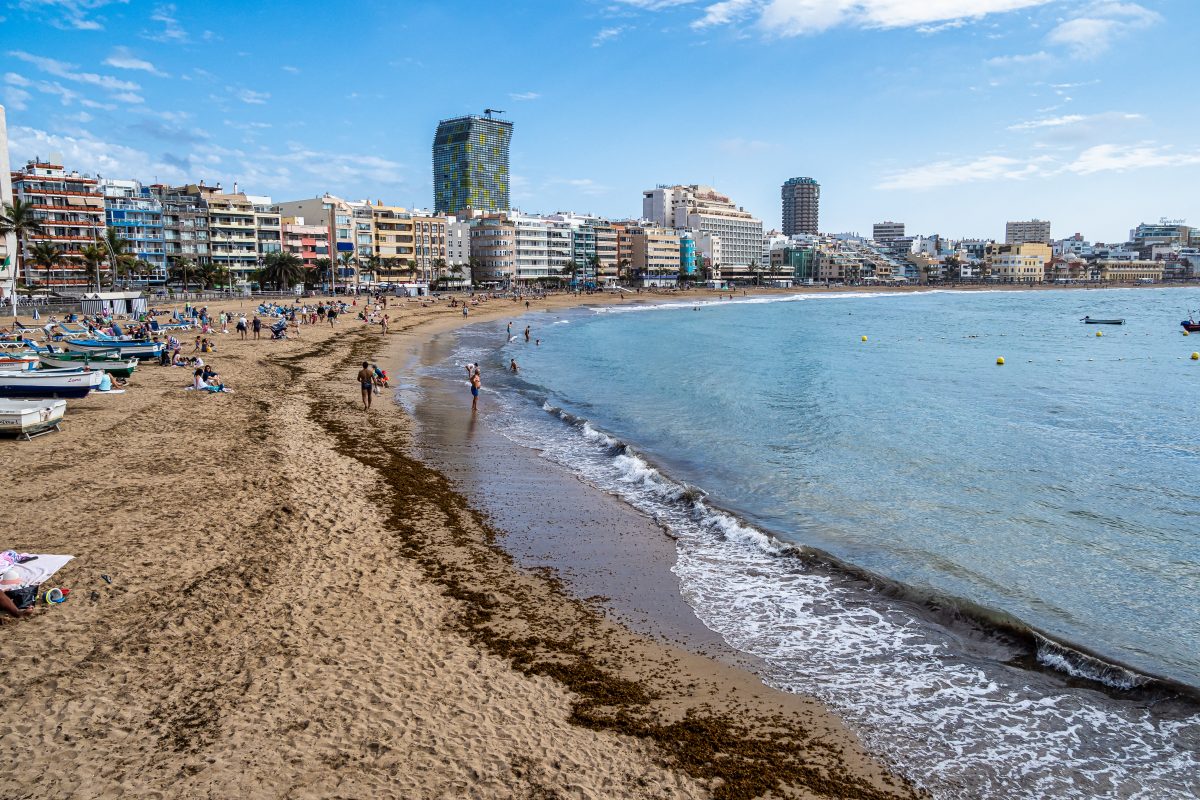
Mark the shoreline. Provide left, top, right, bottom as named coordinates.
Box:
left=1, top=291, right=918, bottom=799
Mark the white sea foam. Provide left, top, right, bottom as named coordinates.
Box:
left=488, top=399, right=1200, bottom=800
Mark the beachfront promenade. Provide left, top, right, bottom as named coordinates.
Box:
left=1, top=290, right=916, bottom=800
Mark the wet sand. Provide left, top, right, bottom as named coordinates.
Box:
left=1, top=292, right=918, bottom=799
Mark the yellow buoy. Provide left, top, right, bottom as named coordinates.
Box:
left=861, top=335, right=868, bottom=342
left=1184, top=330, right=1190, bottom=336
left=1095, top=331, right=1103, bottom=337
left=996, top=356, right=1005, bottom=365
left=1192, top=352, right=1199, bottom=360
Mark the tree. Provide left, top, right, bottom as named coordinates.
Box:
left=363, top=254, right=381, bottom=288
left=79, top=243, right=108, bottom=290
left=313, top=257, right=333, bottom=290
left=618, top=258, right=632, bottom=284
left=943, top=255, right=962, bottom=284
left=196, top=262, right=231, bottom=290
left=586, top=254, right=601, bottom=286
left=169, top=257, right=197, bottom=292
left=259, top=251, right=307, bottom=291
left=749, top=259, right=761, bottom=286
left=0, top=199, right=45, bottom=310
left=29, top=241, right=63, bottom=277
left=432, top=257, right=448, bottom=284
left=103, top=227, right=135, bottom=289
left=338, top=251, right=356, bottom=288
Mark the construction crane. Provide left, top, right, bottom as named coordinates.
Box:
left=483, top=108, right=505, bottom=118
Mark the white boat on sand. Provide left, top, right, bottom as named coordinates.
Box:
left=0, top=398, right=67, bottom=440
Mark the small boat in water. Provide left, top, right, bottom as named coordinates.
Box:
left=0, top=368, right=104, bottom=398
left=0, top=398, right=67, bottom=440
left=38, top=350, right=138, bottom=378
left=61, top=338, right=163, bottom=360
left=1182, top=312, right=1200, bottom=332
left=1081, top=316, right=1125, bottom=325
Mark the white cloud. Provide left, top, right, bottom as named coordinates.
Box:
left=5, top=72, right=33, bottom=88
left=1065, top=143, right=1200, bottom=175
left=610, top=0, right=695, bottom=8
left=5, top=50, right=142, bottom=104
left=281, top=65, right=300, bottom=74
left=237, top=89, right=270, bottom=105
left=144, top=3, right=189, bottom=42
left=509, top=91, right=540, bottom=101
left=683, top=0, right=1058, bottom=36
left=8, top=124, right=191, bottom=182
left=877, top=154, right=1045, bottom=190
left=985, top=51, right=1051, bottom=66
left=4, top=87, right=32, bottom=112
left=104, top=46, right=168, bottom=77
left=593, top=26, right=626, bottom=46
left=1007, top=111, right=1141, bottom=130
left=917, top=18, right=968, bottom=34
left=1047, top=1, right=1160, bottom=58
left=15, top=0, right=126, bottom=30
left=692, top=0, right=756, bottom=29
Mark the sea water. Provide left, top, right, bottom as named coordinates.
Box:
left=430, top=288, right=1200, bottom=799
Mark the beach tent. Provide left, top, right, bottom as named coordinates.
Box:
left=81, top=291, right=148, bottom=316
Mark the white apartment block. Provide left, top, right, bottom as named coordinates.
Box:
left=1, top=105, right=17, bottom=298
left=873, top=221, right=905, bottom=242
left=642, top=185, right=763, bottom=274
left=1005, top=218, right=1051, bottom=245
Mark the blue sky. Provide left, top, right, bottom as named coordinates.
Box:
left=1, top=0, right=1195, bottom=241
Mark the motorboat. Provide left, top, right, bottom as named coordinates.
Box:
left=0, top=368, right=104, bottom=398
left=0, top=398, right=67, bottom=440
left=0, top=353, right=39, bottom=371
left=1080, top=316, right=1125, bottom=325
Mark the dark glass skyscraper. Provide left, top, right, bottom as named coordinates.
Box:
left=433, top=114, right=513, bottom=215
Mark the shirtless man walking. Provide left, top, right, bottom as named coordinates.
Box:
left=470, top=366, right=482, bottom=411
left=357, top=361, right=376, bottom=411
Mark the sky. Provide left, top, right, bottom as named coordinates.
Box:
left=1, top=0, right=1196, bottom=242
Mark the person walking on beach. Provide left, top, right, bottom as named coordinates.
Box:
left=524, top=325, right=531, bottom=342
left=236, top=315, right=247, bottom=340
left=470, top=366, right=482, bottom=411
left=358, top=361, right=376, bottom=411
left=252, top=316, right=262, bottom=340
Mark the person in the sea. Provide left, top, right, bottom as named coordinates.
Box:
left=510, top=359, right=519, bottom=374
left=524, top=325, right=531, bottom=342
left=471, top=366, right=482, bottom=411
left=357, top=361, right=375, bottom=411
left=507, top=321, right=512, bottom=338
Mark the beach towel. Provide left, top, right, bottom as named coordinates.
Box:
left=0, top=554, right=74, bottom=591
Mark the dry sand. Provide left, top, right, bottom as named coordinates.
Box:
left=1, top=291, right=921, bottom=799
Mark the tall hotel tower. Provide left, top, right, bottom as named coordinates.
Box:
left=781, top=176, right=820, bottom=236
left=433, top=112, right=513, bottom=215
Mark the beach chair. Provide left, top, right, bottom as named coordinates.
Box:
left=55, top=322, right=90, bottom=335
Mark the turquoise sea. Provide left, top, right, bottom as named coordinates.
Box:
left=433, top=287, right=1200, bottom=799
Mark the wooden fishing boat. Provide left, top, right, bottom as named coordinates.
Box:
left=0, top=398, right=67, bottom=440
left=38, top=350, right=138, bottom=378
left=0, top=353, right=39, bottom=371
left=61, top=337, right=163, bottom=360
left=1080, top=317, right=1125, bottom=325
left=0, top=368, right=104, bottom=398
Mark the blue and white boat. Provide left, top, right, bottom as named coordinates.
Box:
left=0, top=368, right=104, bottom=398
left=61, top=338, right=163, bottom=360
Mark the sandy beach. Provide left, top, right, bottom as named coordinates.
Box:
left=0, top=289, right=928, bottom=799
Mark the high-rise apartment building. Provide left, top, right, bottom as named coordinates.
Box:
left=873, top=221, right=904, bottom=242
left=280, top=218, right=330, bottom=270
left=1005, top=218, right=1051, bottom=245
left=628, top=224, right=682, bottom=285
left=781, top=177, right=820, bottom=236
left=433, top=113, right=513, bottom=215
left=206, top=192, right=259, bottom=278
left=1, top=104, right=18, bottom=300
left=101, top=179, right=167, bottom=283
left=11, top=159, right=106, bottom=290
left=642, top=184, right=763, bottom=278
left=150, top=183, right=212, bottom=268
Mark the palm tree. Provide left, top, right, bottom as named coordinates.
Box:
left=29, top=241, right=63, bottom=278
left=362, top=253, right=381, bottom=289
left=618, top=258, right=632, bottom=285
left=337, top=251, right=356, bottom=289
left=431, top=257, right=448, bottom=284
left=586, top=254, right=601, bottom=286
left=169, top=257, right=197, bottom=292
left=260, top=251, right=307, bottom=291
left=313, top=257, right=333, bottom=291
left=79, top=243, right=107, bottom=291
left=0, top=199, right=45, bottom=311
left=103, top=227, right=135, bottom=289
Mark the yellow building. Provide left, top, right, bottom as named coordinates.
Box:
left=1097, top=260, right=1163, bottom=283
